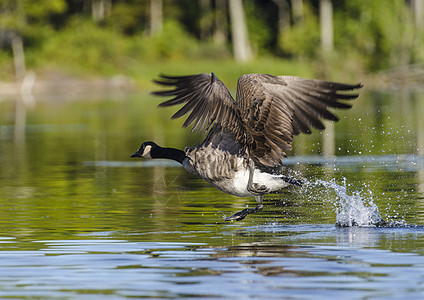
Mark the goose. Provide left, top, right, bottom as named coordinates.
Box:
left=131, top=73, right=362, bottom=221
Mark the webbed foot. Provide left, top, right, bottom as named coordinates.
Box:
left=225, top=208, right=255, bottom=221
left=225, top=203, right=263, bottom=221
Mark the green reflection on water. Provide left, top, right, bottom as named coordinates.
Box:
left=0, top=89, right=424, bottom=244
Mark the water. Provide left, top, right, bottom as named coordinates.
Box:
left=302, top=178, right=386, bottom=227
left=1, top=89, right=424, bottom=298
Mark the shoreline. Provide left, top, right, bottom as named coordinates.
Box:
left=0, top=72, right=137, bottom=102
left=1, top=64, right=423, bottom=102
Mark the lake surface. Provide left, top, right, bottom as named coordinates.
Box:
left=1, top=88, right=424, bottom=299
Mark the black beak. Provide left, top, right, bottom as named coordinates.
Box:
left=130, top=150, right=142, bottom=158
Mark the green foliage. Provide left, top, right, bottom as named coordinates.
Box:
left=278, top=4, right=320, bottom=59
left=106, top=1, right=147, bottom=34
left=0, top=49, right=13, bottom=80
left=0, top=0, right=67, bottom=75
left=244, top=0, right=273, bottom=55
left=34, top=17, right=131, bottom=74
left=142, top=20, right=200, bottom=61
left=0, top=0, right=423, bottom=81
left=333, top=0, right=418, bottom=71
left=34, top=18, right=207, bottom=76
left=0, top=0, right=66, bottom=33
left=23, top=0, right=66, bottom=19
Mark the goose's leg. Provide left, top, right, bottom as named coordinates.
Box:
left=225, top=159, right=266, bottom=221
left=246, top=159, right=270, bottom=195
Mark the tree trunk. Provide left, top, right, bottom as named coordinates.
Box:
left=272, top=0, right=290, bottom=33
left=319, top=0, right=333, bottom=52
left=291, top=0, right=303, bottom=25
left=272, top=0, right=290, bottom=52
left=200, top=0, right=212, bottom=41
left=412, top=0, right=424, bottom=29
left=411, top=0, right=424, bottom=62
left=11, top=34, right=26, bottom=82
left=150, top=0, right=163, bottom=36
left=214, top=0, right=228, bottom=45
left=229, top=0, right=252, bottom=62
left=92, top=0, right=112, bottom=22
left=322, top=121, right=335, bottom=157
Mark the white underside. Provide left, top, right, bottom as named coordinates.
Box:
left=215, top=167, right=290, bottom=197
left=187, top=158, right=290, bottom=197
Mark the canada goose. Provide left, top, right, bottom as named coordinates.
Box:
left=131, top=73, right=362, bottom=221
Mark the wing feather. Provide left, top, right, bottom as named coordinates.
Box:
left=152, top=72, right=361, bottom=167
left=236, top=74, right=362, bottom=166
left=152, top=73, right=245, bottom=141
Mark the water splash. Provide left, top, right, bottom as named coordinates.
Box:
left=302, top=177, right=387, bottom=227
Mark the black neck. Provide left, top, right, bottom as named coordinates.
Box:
left=152, top=146, right=186, bottom=164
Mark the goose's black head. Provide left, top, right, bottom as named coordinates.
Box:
left=131, top=141, right=186, bottom=164
left=130, top=141, right=159, bottom=159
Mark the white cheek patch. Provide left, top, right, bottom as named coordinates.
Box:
left=142, top=145, right=152, bottom=158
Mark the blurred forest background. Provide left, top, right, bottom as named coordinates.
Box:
left=0, top=0, right=423, bottom=91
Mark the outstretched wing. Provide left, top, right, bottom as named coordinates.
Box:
left=152, top=73, right=245, bottom=143
left=236, top=74, right=362, bottom=166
